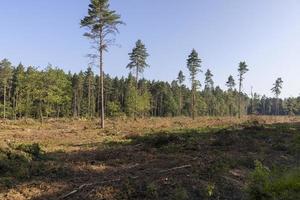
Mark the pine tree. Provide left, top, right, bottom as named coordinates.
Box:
left=127, top=40, right=149, bottom=88
left=177, top=70, right=185, bottom=115
left=237, top=62, right=249, bottom=118
left=204, top=69, right=214, bottom=91
left=187, top=49, right=202, bottom=120
left=11, top=63, right=26, bottom=119
left=0, top=59, right=13, bottom=119
left=84, top=66, right=96, bottom=118
left=203, top=69, right=215, bottom=115
left=271, top=77, right=283, bottom=115
left=81, top=0, right=124, bottom=128
left=226, top=75, right=236, bottom=91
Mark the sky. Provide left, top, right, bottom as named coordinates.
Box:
left=0, top=0, right=300, bottom=98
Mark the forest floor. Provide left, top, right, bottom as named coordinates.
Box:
left=0, top=116, right=299, bottom=200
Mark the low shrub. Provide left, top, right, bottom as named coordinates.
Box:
left=173, top=186, right=189, bottom=200
left=246, top=160, right=300, bottom=200
left=0, top=143, right=44, bottom=181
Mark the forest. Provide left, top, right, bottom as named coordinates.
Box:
left=0, top=57, right=297, bottom=121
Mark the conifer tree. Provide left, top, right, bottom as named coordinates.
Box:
left=204, top=69, right=214, bottom=90
left=177, top=70, right=185, bottom=115
left=84, top=66, right=96, bottom=118
left=187, top=49, right=202, bottom=120
left=226, top=75, right=236, bottom=116
left=0, top=59, right=13, bottom=119
left=12, top=63, right=26, bottom=119
left=237, top=62, right=249, bottom=118
left=127, top=40, right=149, bottom=88
left=81, top=0, right=124, bottom=128
left=271, top=77, right=283, bottom=115
left=226, top=75, right=236, bottom=91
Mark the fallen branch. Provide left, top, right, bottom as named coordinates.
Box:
left=59, top=178, right=121, bottom=199
left=159, top=165, right=192, bottom=173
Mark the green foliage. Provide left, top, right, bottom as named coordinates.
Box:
left=271, top=78, right=283, bottom=98
left=237, top=61, right=249, bottom=118
left=125, top=83, right=151, bottom=117
left=127, top=40, right=149, bottom=83
left=206, top=183, right=215, bottom=198
left=187, top=49, right=202, bottom=119
left=173, top=186, right=189, bottom=200
left=177, top=70, right=185, bottom=85
left=145, top=182, right=159, bottom=199
left=15, top=143, right=44, bottom=159
left=80, top=0, right=124, bottom=52
left=0, top=57, right=297, bottom=119
left=204, top=69, right=214, bottom=90
left=0, top=143, right=44, bottom=181
left=226, top=75, right=236, bottom=91
left=238, top=61, right=249, bottom=80
left=107, top=101, right=122, bottom=117
left=247, top=160, right=271, bottom=199
left=247, top=160, right=300, bottom=200
left=187, top=49, right=202, bottom=82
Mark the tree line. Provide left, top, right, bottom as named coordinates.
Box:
left=0, top=57, right=297, bottom=122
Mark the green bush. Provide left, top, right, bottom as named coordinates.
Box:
left=145, top=182, right=158, bottom=199
left=247, top=160, right=300, bottom=200
left=173, top=186, right=189, bottom=200
left=16, top=143, right=44, bottom=159
left=107, top=101, right=122, bottom=117
left=0, top=143, right=44, bottom=180
left=0, top=148, right=31, bottom=179
left=247, top=160, right=271, bottom=199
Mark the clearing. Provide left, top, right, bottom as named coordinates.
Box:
left=0, top=116, right=299, bottom=200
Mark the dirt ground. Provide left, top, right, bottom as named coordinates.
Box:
left=0, top=116, right=299, bottom=200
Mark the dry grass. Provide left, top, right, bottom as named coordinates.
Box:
left=0, top=116, right=299, bottom=200
left=0, top=116, right=297, bottom=150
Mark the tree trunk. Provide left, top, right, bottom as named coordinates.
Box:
left=3, top=83, right=6, bottom=119
left=25, top=91, right=29, bottom=119
left=88, top=77, right=91, bottom=118
left=136, top=67, right=139, bottom=89
left=73, top=91, right=77, bottom=117
left=57, top=106, right=60, bottom=118
left=192, top=86, right=195, bottom=120
left=276, top=97, right=279, bottom=115
left=179, top=87, right=182, bottom=115
left=238, top=76, right=242, bottom=119
left=39, top=101, right=43, bottom=125
left=15, top=92, right=18, bottom=120
left=100, top=46, right=105, bottom=128
left=77, top=92, right=81, bottom=118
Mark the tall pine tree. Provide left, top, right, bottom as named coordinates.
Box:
left=271, top=78, right=283, bottom=115
left=237, top=62, right=249, bottom=118
left=177, top=70, right=185, bottom=115
left=187, top=49, right=202, bottom=120
left=81, top=0, right=124, bottom=128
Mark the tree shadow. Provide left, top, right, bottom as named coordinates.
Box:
left=2, top=122, right=300, bottom=200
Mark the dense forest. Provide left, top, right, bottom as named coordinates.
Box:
left=0, top=57, right=298, bottom=121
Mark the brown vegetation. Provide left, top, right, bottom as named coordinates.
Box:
left=0, top=116, right=300, bottom=199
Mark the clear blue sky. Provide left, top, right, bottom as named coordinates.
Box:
left=0, top=0, right=300, bottom=97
